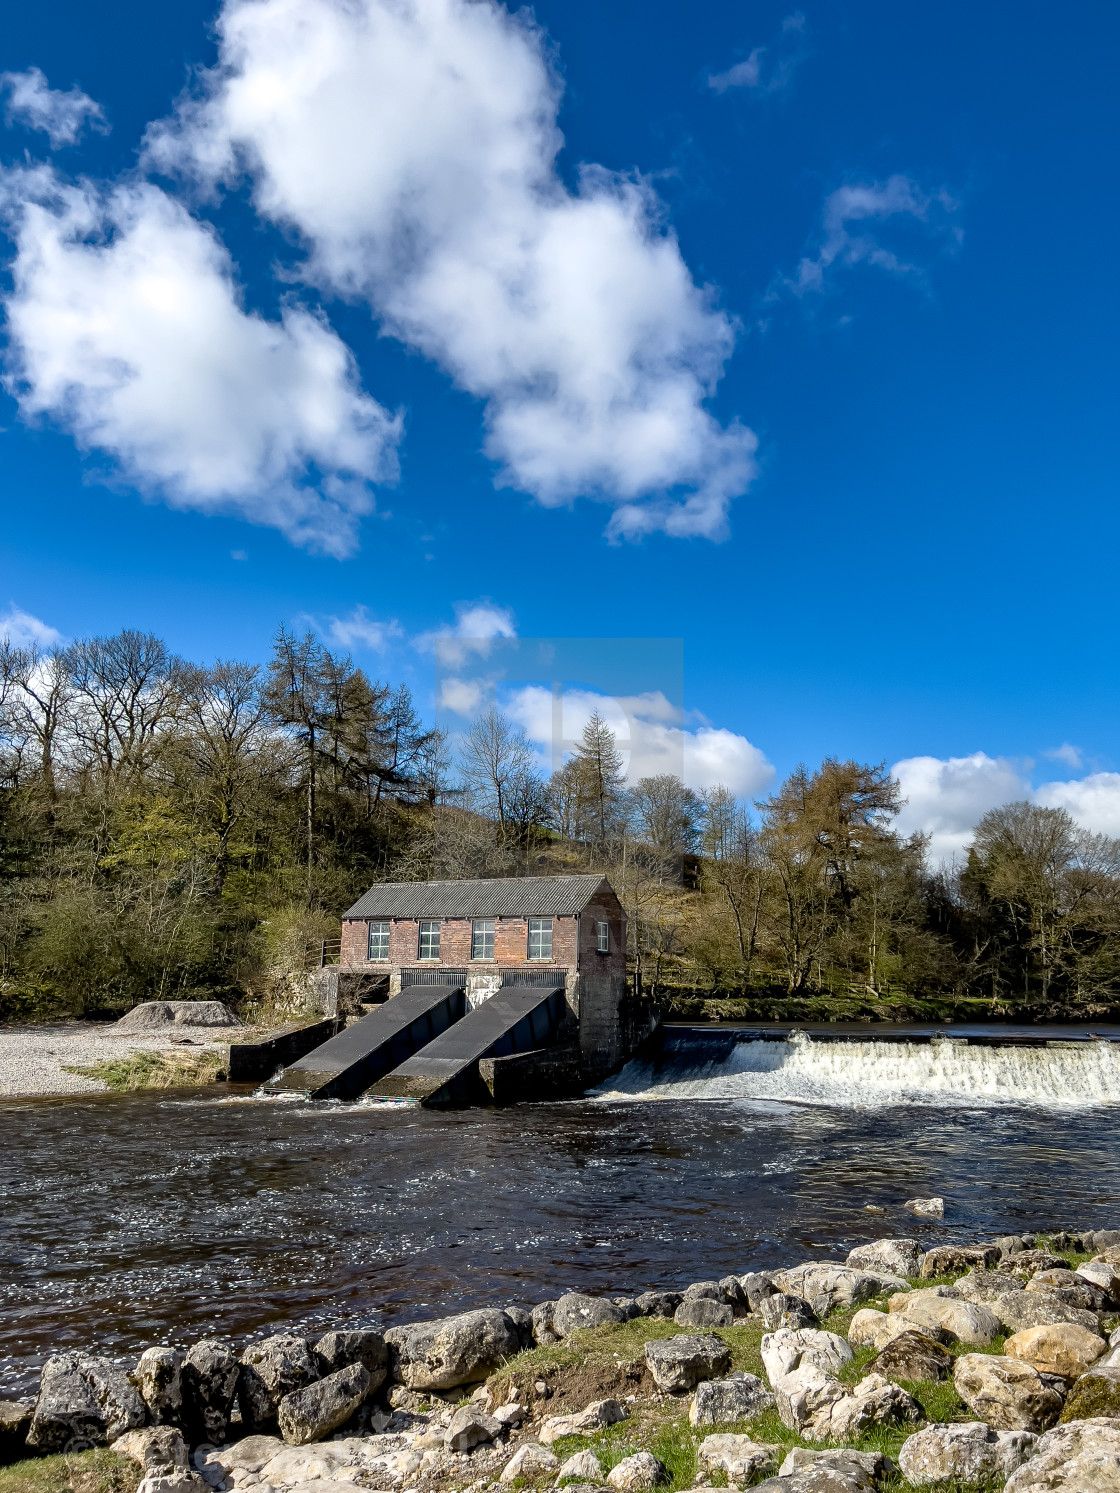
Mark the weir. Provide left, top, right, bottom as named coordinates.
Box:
left=369, top=981, right=567, bottom=1106
left=599, top=1027, right=1120, bottom=1108
left=269, top=980, right=466, bottom=1099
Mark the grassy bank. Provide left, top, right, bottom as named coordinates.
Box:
left=0, top=1450, right=139, bottom=1493
left=63, top=1048, right=227, bottom=1092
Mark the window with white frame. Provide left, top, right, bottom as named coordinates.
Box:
left=417, top=920, right=440, bottom=960
left=596, top=920, right=610, bottom=953
left=527, top=917, right=552, bottom=961
left=471, top=919, right=495, bottom=960
left=367, top=920, right=390, bottom=961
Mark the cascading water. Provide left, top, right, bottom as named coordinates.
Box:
left=597, top=1031, right=1120, bottom=1107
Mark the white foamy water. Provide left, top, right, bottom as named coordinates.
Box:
left=597, top=1033, right=1120, bottom=1108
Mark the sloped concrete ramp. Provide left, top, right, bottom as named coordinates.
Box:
left=270, top=982, right=466, bottom=1099
left=371, top=983, right=566, bottom=1107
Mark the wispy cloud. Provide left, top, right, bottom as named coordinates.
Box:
left=780, top=175, right=961, bottom=298
left=322, top=605, right=402, bottom=652
left=1042, top=742, right=1083, bottom=769
left=0, top=604, right=64, bottom=648
left=708, top=14, right=806, bottom=95
left=1, top=67, right=108, bottom=148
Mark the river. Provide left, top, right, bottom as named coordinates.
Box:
left=3, top=1028, right=1120, bottom=1399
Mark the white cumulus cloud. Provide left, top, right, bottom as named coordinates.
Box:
left=419, top=600, right=518, bottom=666
left=505, top=684, right=773, bottom=795
left=784, top=175, right=960, bottom=297
left=891, top=752, right=1030, bottom=864
left=147, top=0, right=755, bottom=540
left=892, top=751, right=1120, bottom=862
left=0, top=166, right=401, bottom=556
left=1, top=67, right=108, bottom=148
left=1034, top=773, right=1120, bottom=839
left=0, top=604, right=64, bottom=648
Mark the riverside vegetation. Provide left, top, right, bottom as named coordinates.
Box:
left=5, top=1224, right=1120, bottom=1493
left=2, top=626, right=1120, bottom=1027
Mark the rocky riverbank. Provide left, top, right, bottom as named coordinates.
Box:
left=5, top=1221, right=1120, bottom=1493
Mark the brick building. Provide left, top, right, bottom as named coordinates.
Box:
left=339, top=873, right=634, bottom=1076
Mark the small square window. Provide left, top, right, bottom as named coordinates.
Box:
left=596, top=920, right=610, bottom=954
left=367, top=920, right=390, bottom=961
left=418, top=920, right=441, bottom=960
left=527, top=917, right=552, bottom=961
left=471, top=919, right=495, bottom=960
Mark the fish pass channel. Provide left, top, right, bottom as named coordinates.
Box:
left=4, top=1026, right=1120, bottom=1399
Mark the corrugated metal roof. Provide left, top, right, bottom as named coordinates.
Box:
left=343, top=874, right=611, bottom=921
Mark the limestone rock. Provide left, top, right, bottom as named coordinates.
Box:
left=111, top=1426, right=191, bottom=1474
left=531, top=1301, right=559, bottom=1343
left=919, top=1244, right=1001, bottom=1277
left=1077, top=1263, right=1120, bottom=1305
left=847, top=1308, right=945, bottom=1351
left=441, top=1403, right=503, bottom=1451
left=1061, top=1367, right=1120, bottom=1421
left=758, top=1293, right=818, bottom=1331
left=558, top=1450, right=604, bottom=1482
left=610, top=1299, right=640, bottom=1323
left=772, top=1363, right=846, bottom=1432
left=993, top=1288, right=1104, bottom=1336
left=719, top=1275, right=749, bottom=1313
left=697, top=1433, right=780, bottom=1481
left=683, top=1280, right=723, bottom=1301
left=500, top=1442, right=559, bottom=1482
left=739, top=1272, right=777, bottom=1311
left=688, top=1373, right=773, bottom=1426
left=752, top=1466, right=875, bottom=1493
left=28, top=1353, right=147, bottom=1452
left=237, top=1335, right=318, bottom=1434
left=1006, top=1324, right=1107, bottom=1380
left=954, top=1268, right=1026, bottom=1303
left=606, top=1451, right=667, bottom=1491
left=868, top=1329, right=952, bottom=1382
left=504, top=1304, right=535, bottom=1344
left=1004, top=1416, right=1120, bottom=1492
left=673, top=1297, right=733, bottom=1329
left=892, top=1290, right=1002, bottom=1345
left=803, top=1372, right=922, bottom=1442
left=769, top=1264, right=908, bottom=1318
left=1006, top=1251, right=1070, bottom=1276
left=385, top=1307, right=521, bottom=1389
left=778, top=1447, right=889, bottom=1485
left=0, top=1400, right=33, bottom=1463
left=846, top=1239, right=921, bottom=1279
left=204, top=1436, right=284, bottom=1473
left=644, top=1334, right=731, bottom=1393
left=257, top=1441, right=355, bottom=1487
left=904, top=1197, right=944, bottom=1218
left=552, top=1294, right=627, bottom=1336
left=114, top=1001, right=241, bottom=1031
left=312, top=1330, right=387, bottom=1391
left=1027, top=1272, right=1109, bottom=1312
left=897, top=1422, right=1038, bottom=1485
left=540, top=1399, right=627, bottom=1443
left=634, top=1291, right=682, bottom=1318
left=180, top=1340, right=240, bottom=1446
left=760, top=1327, right=853, bottom=1385
left=954, top=1352, right=1065, bottom=1431
left=276, top=1363, right=369, bottom=1445
left=135, top=1349, right=183, bottom=1426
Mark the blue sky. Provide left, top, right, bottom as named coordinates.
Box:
left=0, top=0, right=1118, bottom=857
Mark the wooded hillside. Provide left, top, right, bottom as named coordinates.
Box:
left=2, top=626, right=1118, bottom=1023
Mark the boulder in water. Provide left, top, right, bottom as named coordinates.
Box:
left=385, top=1308, right=521, bottom=1389
left=114, top=1001, right=242, bottom=1032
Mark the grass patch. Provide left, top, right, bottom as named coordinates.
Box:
left=0, top=1450, right=139, bottom=1493
left=64, top=1048, right=226, bottom=1091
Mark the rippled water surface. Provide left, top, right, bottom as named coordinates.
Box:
left=4, top=1050, right=1120, bottom=1397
